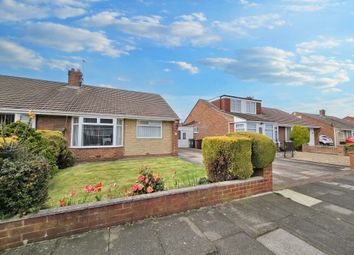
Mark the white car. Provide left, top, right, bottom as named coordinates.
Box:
left=319, top=135, right=333, bottom=146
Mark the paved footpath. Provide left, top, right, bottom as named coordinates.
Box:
left=5, top=173, right=354, bottom=255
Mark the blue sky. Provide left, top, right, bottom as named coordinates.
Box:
left=1, top=0, right=354, bottom=120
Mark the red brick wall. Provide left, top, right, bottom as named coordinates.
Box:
left=350, top=153, right=354, bottom=170
left=344, top=117, right=354, bottom=124
left=302, top=144, right=344, bottom=155
left=0, top=164, right=272, bottom=251
left=70, top=147, right=125, bottom=162
left=256, top=102, right=262, bottom=114
left=279, top=127, right=285, bottom=144
left=211, top=98, right=231, bottom=112
left=36, top=115, right=72, bottom=142
left=172, top=120, right=179, bottom=155
left=185, top=100, right=234, bottom=141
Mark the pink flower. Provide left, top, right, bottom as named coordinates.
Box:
left=145, top=178, right=149, bottom=184
left=146, top=186, right=153, bottom=193
left=131, top=184, right=138, bottom=192
left=153, top=176, right=159, bottom=183
left=137, top=184, right=144, bottom=191
left=138, top=175, right=145, bottom=182
left=84, top=185, right=94, bottom=193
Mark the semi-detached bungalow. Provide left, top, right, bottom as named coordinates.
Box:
left=182, top=95, right=319, bottom=148
left=0, top=70, right=179, bottom=161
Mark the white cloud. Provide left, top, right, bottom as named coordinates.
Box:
left=24, top=22, right=132, bottom=57
left=296, top=37, right=354, bottom=53
left=163, top=68, right=171, bottom=73
left=0, top=39, right=43, bottom=70
left=80, top=12, right=220, bottom=47
left=202, top=46, right=353, bottom=92
left=213, top=14, right=285, bottom=35
left=170, top=61, right=199, bottom=74
left=48, top=59, right=80, bottom=71
left=239, top=0, right=259, bottom=8
left=117, top=76, right=130, bottom=82
left=283, top=0, right=339, bottom=12
left=0, top=0, right=90, bottom=22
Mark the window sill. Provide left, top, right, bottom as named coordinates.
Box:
left=70, top=145, right=124, bottom=149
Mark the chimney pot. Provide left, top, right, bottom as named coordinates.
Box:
left=68, top=69, right=83, bottom=87
left=319, top=109, right=326, bottom=116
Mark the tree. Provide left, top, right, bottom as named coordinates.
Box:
left=290, top=125, right=310, bottom=150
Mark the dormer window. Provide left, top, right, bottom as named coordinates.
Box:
left=230, top=99, right=242, bottom=112
left=246, top=101, right=256, bottom=114
left=230, top=98, right=256, bottom=114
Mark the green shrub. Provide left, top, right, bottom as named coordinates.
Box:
left=0, top=146, right=50, bottom=218
left=290, top=125, right=310, bottom=150
left=202, top=136, right=253, bottom=182
left=227, top=132, right=276, bottom=169
left=38, top=130, right=75, bottom=169
left=344, top=144, right=354, bottom=156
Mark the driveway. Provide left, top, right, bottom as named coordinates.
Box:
left=5, top=173, right=354, bottom=255
left=179, top=148, right=349, bottom=190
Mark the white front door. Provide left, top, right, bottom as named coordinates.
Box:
left=178, top=131, right=189, bottom=148
left=308, top=128, right=315, bottom=146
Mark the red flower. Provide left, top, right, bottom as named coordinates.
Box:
left=146, top=186, right=153, bottom=193
left=94, top=182, right=103, bottom=192
left=145, top=178, right=150, bottom=184
left=138, top=175, right=145, bottom=182
left=84, top=185, right=95, bottom=193
left=131, top=184, right=138, bottom=192
left=153, top=176, right=159, bottom=183
left=59, top=198, right=66, bottom=207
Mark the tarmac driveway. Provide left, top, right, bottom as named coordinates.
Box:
left=6, top=173, right=354, bottom=255
left=178, top=148, right=349, bottom=190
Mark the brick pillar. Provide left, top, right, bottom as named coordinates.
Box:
left=262, top=164, right=273, bottom=191
left=172, top=120, right=179, bottom=156
left=350, top=153, right=354, bottom=170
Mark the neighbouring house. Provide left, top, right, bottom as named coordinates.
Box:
left=344, top=116, right=354, bottom=124
left=184, top=95, right=319, bottom=148
left=0, top=70, right=179, bottom=161
left=293, top=110, right=354, bottom=146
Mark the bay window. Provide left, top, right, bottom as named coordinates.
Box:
left=235, top=123, right=246, bottom=132
left=71, top=117, right=123, bottom=147
left=247, top=122, right=257, bottom=132
left=137, top=120, right=162, bottom=138
left=265, top=124, right=273, bottom=139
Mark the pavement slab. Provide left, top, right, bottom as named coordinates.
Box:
left=2, top=239, right=58, bottom=255
left=257, top=228, right=326, bottom=255
left=275, top=189, right=322, bottom=207
left=156, top=215, right=217, bottom=255
left=215, top=232, right=273, bottom=255
left=186, top=207, right=241, bottom=241
left=109, top=222, right=165, bottom=255
left=53, top=229, right=109, bottom=255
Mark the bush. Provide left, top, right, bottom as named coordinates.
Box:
left=290, top=125, right=310, bottom=150
left=0, top=146, right=50, bottom=218
left=344, top=144, right=354, bottom=156
left=202, top=136, right=253, bottom=182
left=227, top=132, right=276, bottom=169
left=130, top=166, right=164, bottom=195
left=38, top=130, right=75, bottom=169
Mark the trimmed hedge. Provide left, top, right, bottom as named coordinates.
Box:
left=290, top=125, right=309, bottom=150
left=202, top=136, right=253, bottom=182
left=345, top=144, right=354, bottom=156
left=0, top=146, right=50, bottom=218
left=227, top=132, right=276, bottom=169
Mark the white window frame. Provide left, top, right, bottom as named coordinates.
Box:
left=285, top=127, right=292, bottom=142
left=71, top=116, right=124, bottom=148
left=245, top=101, right=256, bottom=114
left=230, top=98, right=242, bottom=113
left=136, top=120, right=163, bottom=139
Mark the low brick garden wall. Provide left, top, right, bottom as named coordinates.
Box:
left=302, top=144, right=344, bottom=155
left=350, top=153, right=354, bottom=170
left=0, top=164, right=272, bottom=251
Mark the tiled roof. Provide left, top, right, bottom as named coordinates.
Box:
left=296, top=112, right=354, bottom=130
left=0, top=75, right=178, bottom=120
left=204, top=100, right=317, bottom=127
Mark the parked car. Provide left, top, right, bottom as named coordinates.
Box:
left=346, top=136, right=354, bottom=144
left=319, top=135, right=334, bottom=146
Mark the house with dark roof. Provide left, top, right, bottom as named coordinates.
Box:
left=293, top=110, right=354, bottom=146
left=183, top=95, right=319, bottom=148
left=0, top=70, right=179, bottom=161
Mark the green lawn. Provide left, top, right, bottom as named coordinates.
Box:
left=46, top=157, right=206, bottom=208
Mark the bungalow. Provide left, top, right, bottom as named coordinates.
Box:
left=0, top=70, right=179, bottom=161
left=183, top=95, right=319, bottom=148
left=293, top=110, right=354, bottom=146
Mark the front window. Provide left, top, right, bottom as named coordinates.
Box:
left=0, top=114, right=15, bottom=125
left=137, top=120, right=162, bottom=138
left=247, top=122, right=257, bottom=132
left=235, top=123, right=245, bottom=132
left=72, top=117, right=123, bottom=147
left=265, top=124, right=273, bottom=139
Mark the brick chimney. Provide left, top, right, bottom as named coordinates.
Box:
left=319, top=109, right=326, bottom=116
left=68, top=68, right=83, bottom=87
